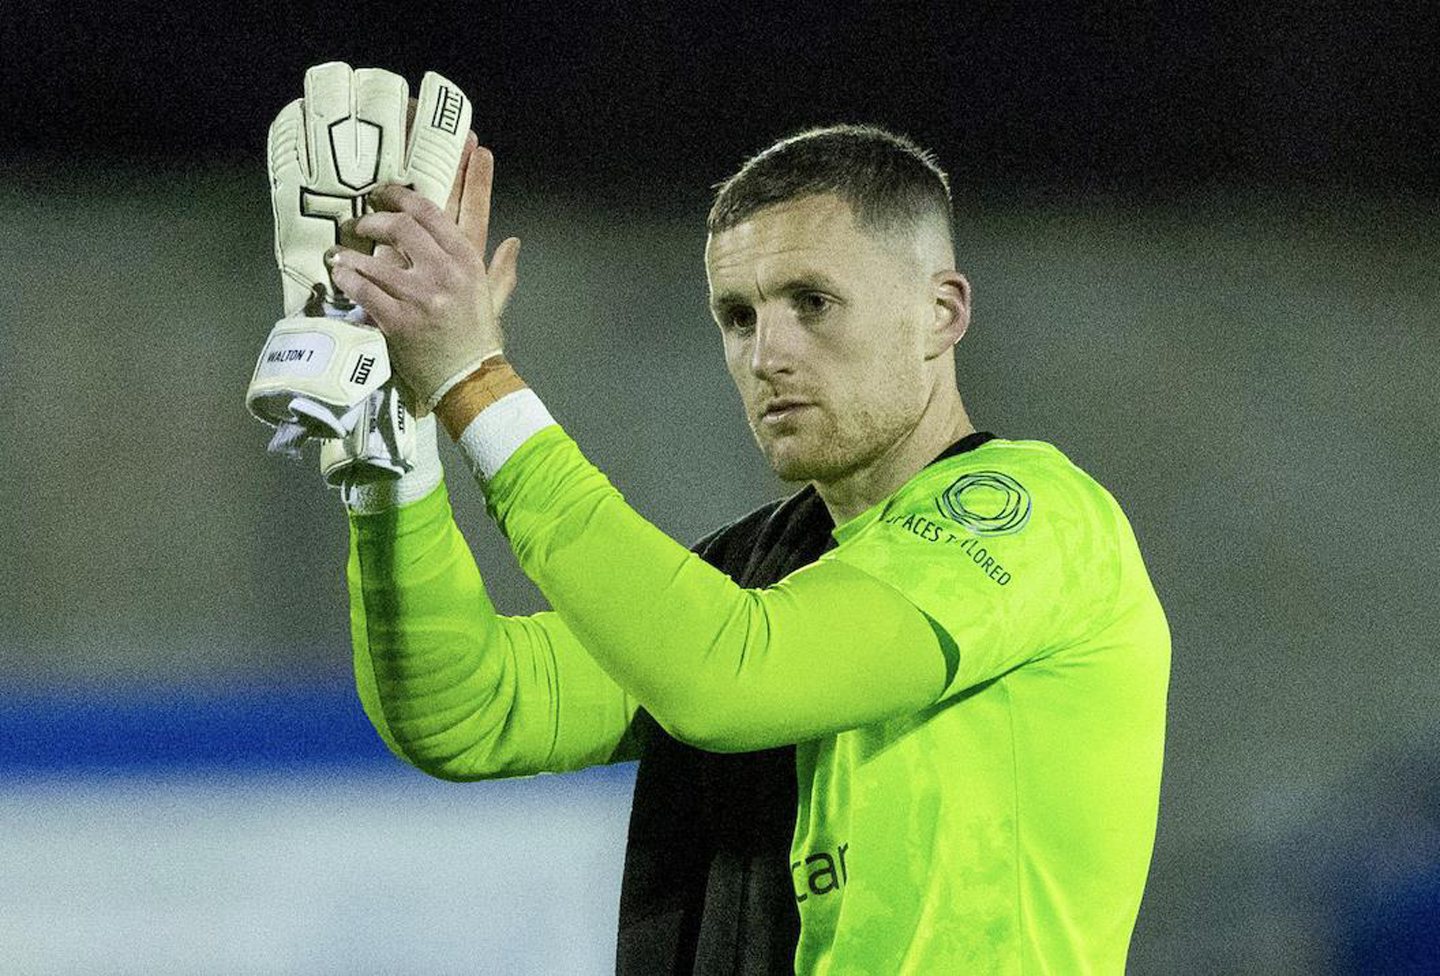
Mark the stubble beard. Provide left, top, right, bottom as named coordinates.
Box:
left=756, top=399, right=907, bottom=486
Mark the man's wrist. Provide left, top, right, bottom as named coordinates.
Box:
left=435, top=355, right=530, bottom=440
left=453, top=387, right=557, bottom=484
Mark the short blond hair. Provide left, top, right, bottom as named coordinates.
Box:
left=707, top=124, right=953, bottom=241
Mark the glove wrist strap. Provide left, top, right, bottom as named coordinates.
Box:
left=340, top=413, right=443, bottom=513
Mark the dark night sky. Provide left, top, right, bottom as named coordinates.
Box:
left=3, top=1, right=1437, bottom=201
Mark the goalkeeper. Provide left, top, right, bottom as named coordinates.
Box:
left=320, top=117, right=1169, bottom=972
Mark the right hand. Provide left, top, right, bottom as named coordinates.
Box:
left=332, top=134, right=522, bottom=413
left=371, top=114, right=522, bottom=322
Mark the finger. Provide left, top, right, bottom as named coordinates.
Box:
left=372, top=242, right=409, bottom=269
left=349, top=210, right=448, bottom=269
left=456, top=144, right=494, bottom=257
left=368, top=183, right=472, bottom=260
left=328, top=240, right=408, bottom=271
left=329, top=264, right=407, bottom=333
left=332, top=250, right=429, bottom=306
left=488, top=237, right=521, bottom=318
left=445, top=131, right=480, bottom=222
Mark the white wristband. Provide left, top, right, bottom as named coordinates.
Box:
left=455, top=388, right=557, bottom=482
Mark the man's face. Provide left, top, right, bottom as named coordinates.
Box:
left=705, top=194, right=937, bottom=485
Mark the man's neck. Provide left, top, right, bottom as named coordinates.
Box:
left=815, top=392, right=975, bottom=529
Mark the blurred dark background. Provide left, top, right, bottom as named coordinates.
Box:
left=6, top=2, right=1439, bottom=196
left=2, top=2, right=1437, bottom=973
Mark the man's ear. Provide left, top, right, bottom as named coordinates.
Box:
left=924, top=270, right=971, bottom=359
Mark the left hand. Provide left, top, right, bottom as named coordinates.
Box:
left=326, top=139, right=521, bottom=409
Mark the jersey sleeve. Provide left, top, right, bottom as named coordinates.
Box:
left=348, top=482, right=643, bottom=780
left=823, top=453, right=1120, bottom=702
left=482, top=425, right=958, bottom=753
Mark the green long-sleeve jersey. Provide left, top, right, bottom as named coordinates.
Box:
left=348, top=423, right=1170, bottom=973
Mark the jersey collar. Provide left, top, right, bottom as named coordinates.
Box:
left=824, top=431, right=998, bottom=542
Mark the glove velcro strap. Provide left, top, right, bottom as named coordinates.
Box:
left=337, top=411, right=444, bottom=513
left=319, top=382, right=417, bottom=486
left=246, top=317, right=391, bottom=437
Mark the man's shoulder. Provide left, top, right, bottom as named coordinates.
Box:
left=906, top=438, right=1120, bottom=520
left=855, top=437, right=1128, bottom=566
left=923, top=436, right=1086, bottom=480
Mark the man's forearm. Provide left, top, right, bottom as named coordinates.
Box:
left=348, top=482, right=640, bottom=777
left=447, top=373, right=947, bottom=753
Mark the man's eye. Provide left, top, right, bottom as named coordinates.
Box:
left=725, top=307, right=756, bottom=332
left=796, top=292, right=830, bottom=316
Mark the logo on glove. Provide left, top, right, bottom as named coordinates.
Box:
left=432, top=86, right=464, bottom=134
left=299, top=116, right=384, bottom=247
left=328, top=117, right=384, bottom=190
left=350, top=355, right=377, bottom=386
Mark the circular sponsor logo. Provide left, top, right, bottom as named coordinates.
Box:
left=935, top=471, right=1032, bottom=536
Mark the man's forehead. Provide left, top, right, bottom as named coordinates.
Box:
left=705, top=194, right=868, bottom=288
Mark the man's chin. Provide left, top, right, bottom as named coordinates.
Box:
left=762, top=441, right=835, bottom=484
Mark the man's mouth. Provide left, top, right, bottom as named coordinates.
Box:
left=761, top=401, right=811, bottom=425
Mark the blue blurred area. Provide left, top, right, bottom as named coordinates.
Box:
left=1338, top=868, right=1440, bottom=975
left=2, top=684, right=389, bottom=775
left=0, top=688, right=636, bottom=974
left=1318, top=748, right=1440, bottom=976
left=1, top=684, right=636, bottom=783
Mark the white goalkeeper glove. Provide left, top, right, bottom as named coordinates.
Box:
left=245, top=61, right=472, bottom=494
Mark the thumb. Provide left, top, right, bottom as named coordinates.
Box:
left=487, top=237, right=521, bottom=319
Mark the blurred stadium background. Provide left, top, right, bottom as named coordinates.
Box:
left=2, top=4, right=1437, bottom=973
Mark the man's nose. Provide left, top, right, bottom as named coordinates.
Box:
left=749, top=309, right=798, bottom=379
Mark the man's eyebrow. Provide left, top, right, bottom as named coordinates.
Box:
left=709, top=273, right=841, bottom=310
left=709, top=291, right=749, bottom=312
